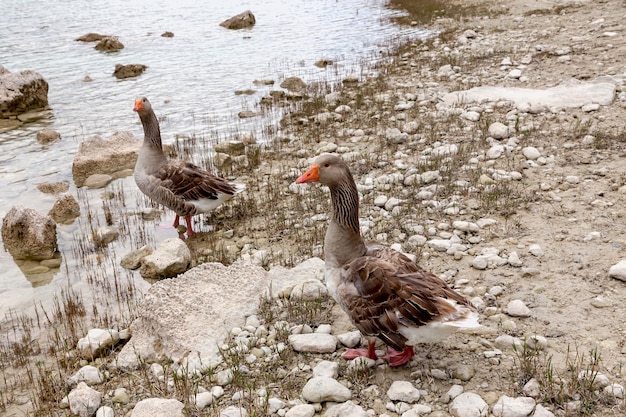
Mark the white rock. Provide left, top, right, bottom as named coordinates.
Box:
left=139, top=238, right=192, bottom=279
left=581, top=103, right=600, bottom=112
left=506, top=300, right=531, bottom=317
left=116, top=261, right=269, bottom=371
left=449, top=392, right=488, bottom=417
left=523, top=378, right=540, bottom=398
left=374, top=195, right=388, bottom=207
left=289, top=279, right=328, bottom=299
left=337, top=330, right=361, bottom=348
left=325, top=400, right=369, bottom=417
left=494, top=334, right=524, bottom=352
left=604, top=383, right=624, bottom=399
left=387, top=381, right=421, bottom=403
left=492, top=395, right=535, bottom=417
left=288, top=333, right=337, bottom=353
left=453, top=221, right=479, bottom=233
left=609, top=260, right=626, bottom=281
left=508, top=69, right=522, bottom=79
left=488, top=122, right=509, bottom=139
left=462, top=111, right=481, bottom=121
left=77, top=328, right=120, bottom=359
left=301, top=376, right=351, bottom=402
left=486, top=145, right=505, bottom=159
left=195, top=392, right=213, bottom=409
left=268, top=398, right=286, bottom=413
left=220, top=406, right=248, bottom=417
left=564, top=175, right=579, bottom=184
left=96, top=406, right=115, bottom=417
left=528, top=244, right=544, bottom=257
left=507, top=252, right=523, bottom=267
left=532, top=404, right=555, bottom=417
left=313, top=360, right=339, bottom=378
left=522, top=147, right=541, bottom=160
left=68, top=365, right=104, bottom=387
left=131, top=398, right=184, bottom=417
left=285, top=404, right=315, bottom=417
left=68, top=382, right=102, bottom=417
left=428, top=239, right=452, bottom=252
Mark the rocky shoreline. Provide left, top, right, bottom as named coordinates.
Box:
left=4, top=0, right=626, bottom=416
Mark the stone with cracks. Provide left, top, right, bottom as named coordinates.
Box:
left=442, top=78, right=615, bottom=112
left=116, top=260, right=269, bottom=371
left=72, top=131, right=140, bottom=187
left=139, top=238, right=191, bottom=280
left=0, top=65, right=49, bottom=118
left=449, top=392, right=488, bottom=417
left=1, top=206, right=57, bottom=261
left=67, top=382, right=102, bottom=417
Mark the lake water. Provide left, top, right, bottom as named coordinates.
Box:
left=0, top=0, right=427, bottom=320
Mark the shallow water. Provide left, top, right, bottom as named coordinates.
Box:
left=0, top=0, right=427, bottom=319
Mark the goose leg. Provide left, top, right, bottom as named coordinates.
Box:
left=381, top=345, right=415, bottom=367
left=173, top=215, right=180, bottom=228
left=341, top=340, right=378, bottom=360
left=185, top=215, right=195, bottom=237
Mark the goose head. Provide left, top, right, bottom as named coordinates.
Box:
left=133, top=96, right=152, bottom=114
left=296, top=153, right=351, bottom=186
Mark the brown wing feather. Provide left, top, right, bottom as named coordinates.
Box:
left=155, top=160, right=237, bottom=201
left=338, top=247, right=473, bottom=351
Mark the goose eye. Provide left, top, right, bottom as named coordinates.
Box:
left=324, top=163, right=330, bottom=167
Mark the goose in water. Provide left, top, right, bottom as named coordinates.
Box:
left=133, top=96, right=244, bottom=237
left=296, top=153, right=480, bottom=366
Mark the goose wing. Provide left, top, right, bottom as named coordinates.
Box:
left=154, top=160, right=237, bottom=201
left=338, top=247, right=473, bottom=351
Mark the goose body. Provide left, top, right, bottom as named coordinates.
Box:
left=296, top=153, right=480, bottom=366
left=133, top=97, right=244, bottom=237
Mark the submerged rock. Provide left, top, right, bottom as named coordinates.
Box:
left=113, top=64, right=147, bottom=79
left=71, top=131, right=140, bottom=187
left=219, top=10, right=256, bottom=30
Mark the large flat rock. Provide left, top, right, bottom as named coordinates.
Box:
left=0, top=65, right=49, bottom=119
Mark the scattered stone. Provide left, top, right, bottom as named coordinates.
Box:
left=48, top=194, right=80, bottom=224
left=280, top=76, right=307, bottom=92
left=301, top=376, right=351, bottom=403
left=325, top=401, right=368, bottom=417
left=213, top=140, right=246, bottom=155
left=139, top=238, right=192, bottom=279
left=77, top=328, right=120, bottom=359
left=387, top=380, right=421, bottom=403
left=67, top=382, right=102, bottom=417
left=285, top=404, right=315, bottom=417
left=492, top=395, right=535, bottom=417
left=121, top=245, right=153, bottom=270
left=131, top=398, right=184, bottom=417
left=449, top=392, right=488, bottom=417
left=528, top=244, right=544, bottom=257
left=522, top=147, right=540, bottom=160
left=95, top=37, right=124, bottom=52
left=219, top=10, right=256, bottom=30
left=36, top=129, right=60, bottom=144
left=506, top=299, right=531, bottom=317
left=288, top=333, right=337, bottom=353
left=608, top=260, right=626, bottom=282
left=68, top=365, right=104, bottom=387
left=113, top=63, right=147, bottom=79
left=195, top=391, right=213, bottom=409
left=1, top=206, right=57, bottom=261
left=93, top=226, right=119, bottom=245
left=76, top=33, right=108, bottom=42
left=161, top=31, right=174, bottom=37
left=96, top=406, right=115, bottom=417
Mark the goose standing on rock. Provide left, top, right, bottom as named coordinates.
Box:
left=296, top=153, right=481, bottom=367
left=133, top=96, right=244, bottom=237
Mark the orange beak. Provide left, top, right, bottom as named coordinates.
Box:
left=133, top=99, right=143, bottom=112
left=296, top=164, right=320, bottom=183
